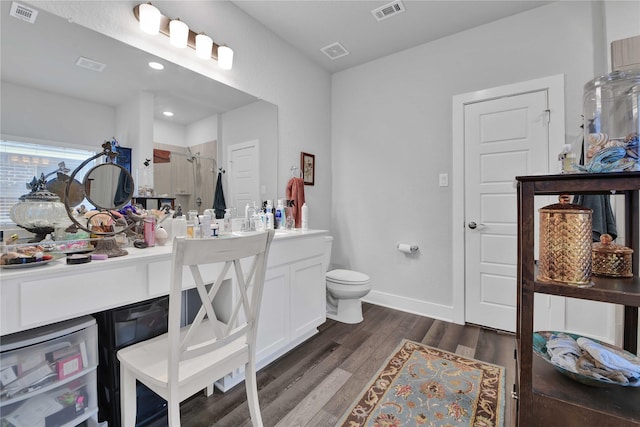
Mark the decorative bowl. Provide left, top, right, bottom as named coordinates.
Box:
left=533, top=330, right=640, bottom=387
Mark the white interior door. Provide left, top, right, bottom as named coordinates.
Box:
left=228, top=140, right=260, bottom=212
left=464, top=90, right=549, bottom=332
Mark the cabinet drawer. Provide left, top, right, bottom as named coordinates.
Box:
left=19, top=266, right=146, bottom=329
left=1, top=370, right=97, bottom=427
left=0, top=316, right=98, bottom=426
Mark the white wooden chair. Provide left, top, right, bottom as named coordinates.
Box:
left=117, top=230, right=275, bottom=426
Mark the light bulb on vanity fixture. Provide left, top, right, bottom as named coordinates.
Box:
left=217, top=45, right=234, bottom=70
left=195, top=34, right=213, bottom=59
left=169, top=18, right=188, bottom=48
left=138, top=2, right=160, bottom=35
left=134, top=3, right=234, bottom=70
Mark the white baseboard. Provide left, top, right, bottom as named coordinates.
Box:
left=362, top=290, right=457, bottom=324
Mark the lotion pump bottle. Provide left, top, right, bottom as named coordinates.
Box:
left=223, top=208, right=231, bottom=232
left=258, top=208, right=266, bottom=231
left=265, top=200, right=274, bottom=230
left=275, top=199, right=284, bottom=229
left=173, top=206, right=187, bottom=238
left=301, top=202, right=309, bottom=230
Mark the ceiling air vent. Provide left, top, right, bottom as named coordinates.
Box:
left=320, top=42, right=349, bottom=60
left=371, top=1, right=405, bottom=22
left=75, top=57, right=107, bottom=72
left=9, top=2, right=38, bottom=24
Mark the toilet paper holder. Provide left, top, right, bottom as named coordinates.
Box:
left=397, top=243, right=419, bottom=254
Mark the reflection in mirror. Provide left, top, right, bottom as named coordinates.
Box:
left=1, top=2, right=279, bottom=223
left=0, top=140, right=99, bottom=227
left=153, top=147, right=216, bottom=212
left=84, top=163, right=134, bottom=210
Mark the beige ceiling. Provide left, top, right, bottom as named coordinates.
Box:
left=232, top=0, right=551, bottom=73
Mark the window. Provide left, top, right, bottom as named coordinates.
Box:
left=0, top=140, right=97, bottom=226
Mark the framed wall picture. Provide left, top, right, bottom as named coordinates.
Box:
left=301, top=152, right=315, bottom=186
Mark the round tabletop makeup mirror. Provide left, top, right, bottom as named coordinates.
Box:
left=63, top=142, right=136, bottom=239
left=83, top=163, right=134, bottom=210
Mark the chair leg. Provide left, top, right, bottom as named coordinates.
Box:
left=245, top=359, right=263, bottom=427
left=168, top=400, right=181, bottom=426
left=120, top=365, right=137, bottom=427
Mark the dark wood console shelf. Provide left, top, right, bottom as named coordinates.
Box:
left=535, top=276, right=640, bottom=305
left=516, top=171, right=640, bottom=427
left=132, top=197, right=175, bottom=210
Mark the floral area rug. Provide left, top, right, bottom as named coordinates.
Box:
left=338, top=339, right=505, bottom=427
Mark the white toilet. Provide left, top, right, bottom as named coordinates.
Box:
left=324, top=236, right=372, bottom=324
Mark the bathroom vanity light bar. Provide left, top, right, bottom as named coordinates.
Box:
left=133, top=3, right=233, bottom=70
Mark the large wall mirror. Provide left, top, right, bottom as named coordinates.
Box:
left=0, top=2, right=278, bottom=221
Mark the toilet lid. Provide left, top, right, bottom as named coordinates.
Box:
left=326, top=269, right=370, bottom=285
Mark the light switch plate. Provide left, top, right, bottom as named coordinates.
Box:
left=439, top=173, right=449, bottom=187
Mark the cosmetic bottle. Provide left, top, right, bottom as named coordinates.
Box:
left=301, top=202, right=309, bottom=230
left=143, top=216, right=156, bottom=247
left=258, top=209, right=266, bottom=231
left=173, top=211, right=187, bottom=238
left=200, top=214, right=212, bottom=238
left=224, top=208, right=231, bottom=232
left=265, top=200, right=274, bottom=230
left=186, top=220, right=194, bottom=238
left=275, top=199, right=284, bottom=229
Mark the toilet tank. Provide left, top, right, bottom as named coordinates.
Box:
left=323, top=236, right=333, bottom=272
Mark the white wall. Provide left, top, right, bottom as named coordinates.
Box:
left=604, top=0, right=640, bottom=71
left=186, top=115, right=218, bottom=149
left=1, top=81, right=114, bottom=147
left=115, top=91, right=154, bottom=189
left=221, top=101, right=279, bottom=202
left=154, top=115, right=218, bottom=148
left=331, top=1, right=612, bottom=324
left=32, top=0, right=332, bottom=231
left=154, top=120, right=187, bottom=148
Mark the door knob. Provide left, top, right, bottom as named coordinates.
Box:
left=468, top=222, right=477, bottom=229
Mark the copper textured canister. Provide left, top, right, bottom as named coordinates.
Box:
left=538, top=195, right=593, bottom=286
left=592, top=233, right=634, bottom=277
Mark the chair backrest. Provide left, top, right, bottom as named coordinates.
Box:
left=166, top=230, right=275, bottom=371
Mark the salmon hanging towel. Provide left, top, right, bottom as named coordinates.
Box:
left=286, top=177, right=305, bottom=228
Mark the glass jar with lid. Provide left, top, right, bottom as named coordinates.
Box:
left=583, top=69, right=639, bottom=171
left=10, top=188, right=68, bottom=242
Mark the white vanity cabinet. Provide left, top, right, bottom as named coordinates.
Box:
left=216, top=232, right=328, bottom=391
left=0, top=230, right=329, bottom=394
left=257, top=265, right=290, bottom=362
left=290, top=256, right=326, bottom=340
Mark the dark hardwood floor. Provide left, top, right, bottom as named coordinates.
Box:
left=153, top=303, right=517, bottom=426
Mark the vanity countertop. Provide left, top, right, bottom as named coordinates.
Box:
left=0, top=229, right=328, bottom=280
left=0, top=229, right=329, bottom=337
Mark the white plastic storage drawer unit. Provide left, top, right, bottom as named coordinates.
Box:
left=0, top=316, right=99, bottom=427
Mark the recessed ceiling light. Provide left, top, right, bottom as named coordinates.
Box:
left=148, top=61, right=164, bottom=70
left=163, top=111, right=174, bottom=117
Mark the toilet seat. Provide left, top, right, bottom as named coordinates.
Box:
left=326, top=269, right=370, bottom=285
